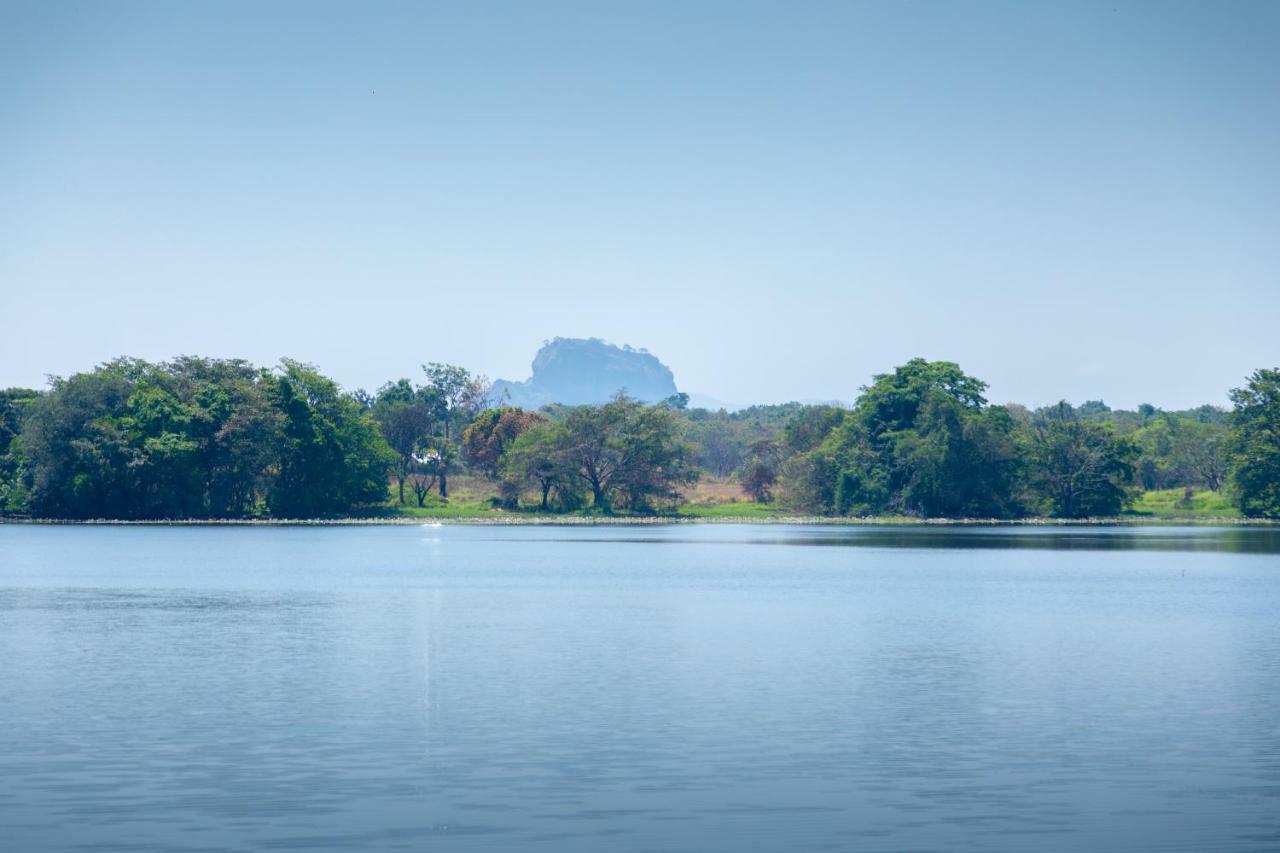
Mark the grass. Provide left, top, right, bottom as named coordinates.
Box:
left=5, top=480, right=1260, bottom=525
left=374, top=474, right=779, bottom=521
left=359, top=479, right=1249, bottom=524
left=1127, top=488, right=1239, bottom=518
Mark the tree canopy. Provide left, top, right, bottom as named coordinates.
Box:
left=8, top=358, right=392, bottom=519
left=0, top=354, right=1273, bottom=520
left=1230, top=368, right=1280, bottom=518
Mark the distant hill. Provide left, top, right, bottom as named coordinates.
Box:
left=493, top=338, right=680, bottom=407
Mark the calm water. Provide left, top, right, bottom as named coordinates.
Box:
left=1, top=524, right=1278, bottom=853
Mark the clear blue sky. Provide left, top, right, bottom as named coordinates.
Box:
left=3, top=1, right=1277, bottom=409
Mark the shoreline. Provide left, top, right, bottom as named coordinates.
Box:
left=1, top=515, right=1272, bottom=527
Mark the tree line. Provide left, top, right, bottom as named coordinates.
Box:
left=0, top=356, right=1277, bottom=519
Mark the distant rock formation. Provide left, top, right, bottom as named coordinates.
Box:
left=493, top=338, right=680, bottom=408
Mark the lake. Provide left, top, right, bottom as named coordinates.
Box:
left=1, top=523, right=1278, bottom=852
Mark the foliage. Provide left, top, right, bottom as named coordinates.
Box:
left=0, top=387, right=40, bottom=512
left=891, top=395, right=1022, bottom=518
left=782, top=405, right=845, bottom=455
left=4, top=353, right=1276, bottom=521
left=419, top=363, right=490, bottom=497
left=1025, top=403, right=1137, bottom=518
left=1229, top=368, right=1280, bottom=518
left=463, top=407, right=544, bottom=477
left=267, top=360, right=395, bottom=518
left=11, top=358, right=392, bottom=519
left=784, top=360, right=1018, bottom=517
left=856, top=358, right=988, bottom=436
left=738, top=438, right=781, bottom=502
left=371, top=380, right=436, bottom=504
left=680, top=402, right=806, bottom=477
left=500, top=420, right=577, bottom=510
left=1132, top=413, right=1229, bottom=491
left=557, top=396, right=697, bottom=512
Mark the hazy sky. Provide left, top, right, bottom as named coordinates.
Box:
left=3, top=1, right=1277, bottom=409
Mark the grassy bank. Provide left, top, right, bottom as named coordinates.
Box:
left=369, top=482, right=1248, bottom=524
left=1127, top=488, right=1239, bottom=518
left=3, top=484, right=1261, bottom=525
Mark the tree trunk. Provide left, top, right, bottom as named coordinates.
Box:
left=439, top=471, right=448, bottom=499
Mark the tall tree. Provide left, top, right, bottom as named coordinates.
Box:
left=1026, top=402, right=1137, bottom=518
left=500, top=420, right=574, bottom=510
left=790, top=359, right=1015, bottom=517
left=1229, top=368, right=1280, bottom=518
left=559, top=396, right=696, bottom=512
left=857, top=358, right=988, bottom=437
left=17, top=365, right=135, bottom=518
left=372, top=380, right=435, bottom=504
left=0, top=388, right=40, bottom=513
left=892, top=393, right=1022, bottom=518
left=421, top=363, right=491, bottom=497
left=268, top=361, right=394, bottom=517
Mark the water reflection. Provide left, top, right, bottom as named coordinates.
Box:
left=523, top=525, right=1280, bottom=554
left=770, top=525, right=1280, bottom=553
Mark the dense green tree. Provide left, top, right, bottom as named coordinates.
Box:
left=857, top=358, right=988, bottom=437
left=1177, top=419, right=1229, bottom=491
left=13, top=358, right=313, bottom=519
left=18, top=365, right=136, bottom=517
left=0, top=388, right=38, bottom=456
left=3, top=352, right=1269, bottom=520
left=1133, top=414, right=1230, bottom=492
left=559, top=396, right=696, bottom=512
left=782, top=405, right=845, bottom=455
left=817, top=423, right=892, bottom=516
left=204, top=371, right=285, bottom=516
left=788, top=359, right=1016, bottom=517
left=500, top=420, right=576, bottom=510
left=892, top=394, right=1022, bottom=517
left=1229, top=368, right=1280, bottom=518
left=267, top=361, right=395, bottom=517
left=0, top=388, right=40, bottom=512
left=1026, top=403, right=1137, bottom=517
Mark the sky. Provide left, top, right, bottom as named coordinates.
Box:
left=2, top=1, right=1277, bottom=410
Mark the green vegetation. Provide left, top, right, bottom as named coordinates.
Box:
left=1229, top=369, right=1280, bottom=518
left=6, top=358, right=392, bottom=519
left=1, top=356, right=1277, bottom=521
left=1129, top=488, right=1238, bottom=518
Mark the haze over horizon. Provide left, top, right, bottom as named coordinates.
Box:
left=3, top=1, right=1278, bottom=410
